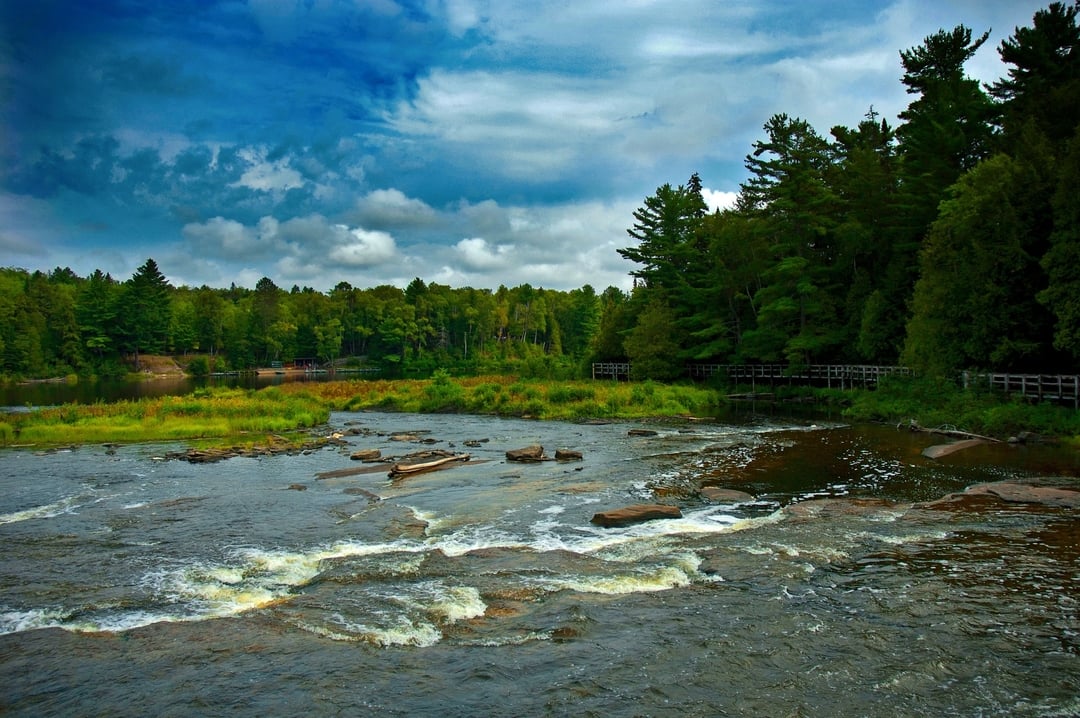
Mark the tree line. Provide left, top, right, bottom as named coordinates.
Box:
left=0, top=258, right=605, bottom=379
left=609, top=2, right=1080, bottom=380
left=2, top=3, right=1078, bottom=382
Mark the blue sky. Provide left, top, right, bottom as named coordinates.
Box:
left=0, top=0, right=1052, bottom=291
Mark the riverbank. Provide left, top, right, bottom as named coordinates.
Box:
left=2, top=372, right=1077, bottom=450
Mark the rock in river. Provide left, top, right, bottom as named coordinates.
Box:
left=590, top=504, right=682, bottom=528
left=699, top=487, right=755, bottom=503
left=506, top=445, right=545, bottom=462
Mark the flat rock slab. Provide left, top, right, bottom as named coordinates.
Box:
left=922, top=439, right=985, bottom=459
left=963, top=482, right=1079, bottom=508
left=590, top=504, right=682, bottom=528
left=920, top=481, right=1080, bottom=509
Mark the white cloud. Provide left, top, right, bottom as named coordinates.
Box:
left=183, top=216, right=262, bottom=258
left=231, top=147, right=304, bottom=193
left=328, top=227, right=398, bottom=266
left=454, top=237, right=514, bottom=270
left=349, top=188, right=439, bottom=229
left=703, top=189, right=738, bottom=213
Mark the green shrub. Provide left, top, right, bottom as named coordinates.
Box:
left=547, top=384, right=595, bottom=404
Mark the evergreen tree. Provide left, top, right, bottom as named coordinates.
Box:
left=77, top=269, right=119, bottom=362
left=990, top=2, right=1080, bottom=148
left=120, top=258, right=172, bottom=367
left=893, top=25, right=996, bottom=306
left=737, top=114, right=842, bottom=364
left=618, top=174, right=708, bottom=296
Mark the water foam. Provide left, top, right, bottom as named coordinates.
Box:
left=0, top=495, right=86, bottom=524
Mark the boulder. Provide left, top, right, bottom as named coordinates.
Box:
left=590, top=503, right=682, bottom=528
left=555, top=449, right=583, bottom=461
left=287, top=483, right=307, bottom=491
left=506, top=445, right=545, bottom=462
left=350, top=448, right=382, bottom=461
left=699, top=487, right=755, bottom=503
left=627, top=429, right=658, bottom=437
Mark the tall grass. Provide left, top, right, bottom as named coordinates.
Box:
left=2, top=388, right=330, bottom=448
left=288, top=374, right=721, bottom=421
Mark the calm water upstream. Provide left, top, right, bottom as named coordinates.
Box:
left=1, top=410, right=1078, bottom=717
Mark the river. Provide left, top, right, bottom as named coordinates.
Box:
left=1, top=409, right=1078, bottom=716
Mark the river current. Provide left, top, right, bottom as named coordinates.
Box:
left=1, top=411, right=1077, bottom=716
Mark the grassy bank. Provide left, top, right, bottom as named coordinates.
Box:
left=3, top=372, right=1076, bottom=450
left=0, top=387, right=330, bottom=448
left=280, top=372, right=722, bottom=421
left=841, top=375, right=1080, bottom=442
left=0, top=375, right=720, bottom=449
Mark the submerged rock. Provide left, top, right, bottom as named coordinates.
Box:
left=922, top=439, right=985, bottom=459
left=590, top=504, right=682, bottom=528
left=699, top=487, right=755, bottom=503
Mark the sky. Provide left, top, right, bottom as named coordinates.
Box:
left=0, top=0, right=1054, bottom=293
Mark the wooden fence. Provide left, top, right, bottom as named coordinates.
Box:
left=962, top=372, right=1080, bottom=409
left=592, top=362, right=911, bottom=389
left=591, top=363, right=1080, bottom=407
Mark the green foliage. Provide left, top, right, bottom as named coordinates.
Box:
left=844, top=374, right=1080, bottom=439
left=624, top=301, right=682, bottom=381
left=186, top=356, right=210, bottom=377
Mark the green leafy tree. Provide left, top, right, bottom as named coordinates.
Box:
left=1039, top=132, right=1080, bottom=359
left=315, top=318, right=344, bottom=366
left=902, top=154, right=1047, bottom=375
left=624, top=300, right=682, bottom=381
left=590, top=286, right=632, bottom=363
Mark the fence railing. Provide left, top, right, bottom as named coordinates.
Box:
left=592, top=363, right=911, bottom=388
left=962, top=371, right=1080, bottom=408
left=591, top=363, right=1080, bottom=407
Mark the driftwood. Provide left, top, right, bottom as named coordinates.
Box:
left=389, top=451, right=470, bottom=478
left=907, top=420, right=1001, bottom=443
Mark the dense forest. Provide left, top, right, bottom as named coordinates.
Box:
left=2, top=3, right=1079, bottom=382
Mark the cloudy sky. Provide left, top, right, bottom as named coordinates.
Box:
left=0, top=0, right=1051, bottom=292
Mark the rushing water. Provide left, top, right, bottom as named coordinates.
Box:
left=1, top=411, right=1078, bottom=717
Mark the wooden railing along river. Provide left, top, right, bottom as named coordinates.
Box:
left=591, top=363, right=1080, bottom=407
